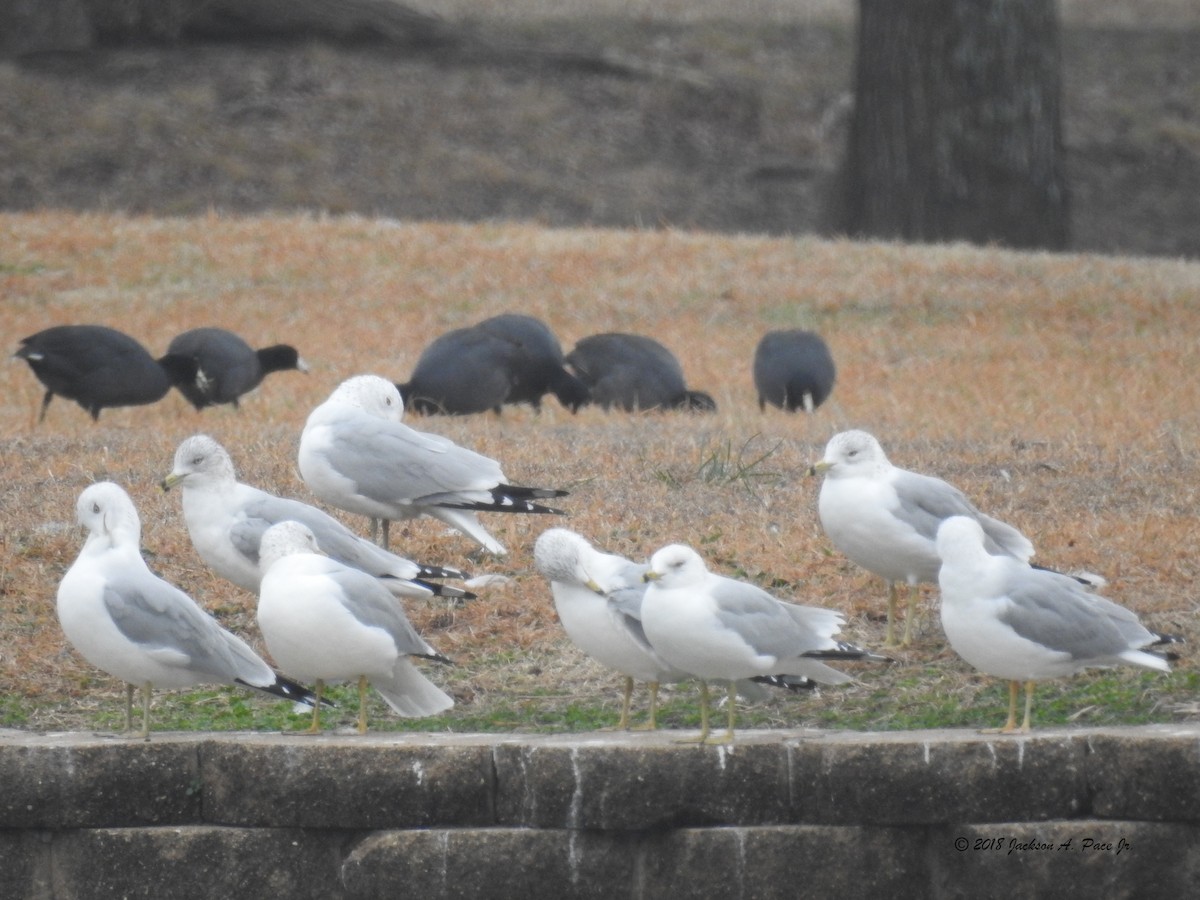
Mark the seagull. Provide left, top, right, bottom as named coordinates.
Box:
left=534, top=528, right=817, bottom=731
left=298, top=374, right=568, bottom=554
left=15, top=324, right=197, bottom=422
left=534, top=528, right=687, bottom=729
left=640, top=543, right=888, bottom=744
left=810, top=430, right=1037, bottom=647
left=257, top=521, right=454, bottom=733
left=166, top=326, right=308, bottom=410
left=55, top=482, right=319, bottom=738
left=936, top=516, right=1179, bottom=733
left=161, top=434, right=474, bottom=603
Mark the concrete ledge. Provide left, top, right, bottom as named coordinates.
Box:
left=2, top=725, right=1197, bottom=898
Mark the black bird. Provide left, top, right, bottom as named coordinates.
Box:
left=475, top=314, right=590, bottom=412
left=565, top=332, right=716, bottom=412
left=752, top=329, right=836, bottom=413
left=398, top=313, right=588, bottom=415
left=166, top=327, right=308, bottom=410
left=397, top=326, right=519, bottom=415
left=14, top=324, right=197, bottom=422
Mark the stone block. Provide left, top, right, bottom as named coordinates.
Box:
left=0, top=736, right=201, bottom=828
left=1085, top=729, right=1200, bottom=822
left=49, top=826, right=348, bottom=899
left=791, top=730, right=1088, bottom=824
left=0, top=831, right=53, bottom=900
left=928, top=820, right=1200, bottom=897
left=493, top=735, right=791, bottom=829
left=200, top=735, right=494, bottom=828
left=638, top=825, right=929, bottom=899
left=341, top=828, right=639, bottom=900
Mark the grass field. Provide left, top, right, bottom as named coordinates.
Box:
left=2, top=210, right=1199, bottom=737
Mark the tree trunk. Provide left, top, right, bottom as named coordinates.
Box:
left=833, top=0, right=1069, bottom=250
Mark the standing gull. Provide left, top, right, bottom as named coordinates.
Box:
left=56, top=482, right=318, bottom=738
left=640, top=543, right=887, bottom=744
left=257, top=521, right=454, bottom=733
left=299, top=375, right=568, bottom=555
left=937, top=516, right=1178, bottom=733
left=534, top=528, right=687, bottom=729
left=161, top=434, right=474, bottom=602
left=811, top=430, right=1035, bottom=647
left=534, top=529, right=818, bottom=730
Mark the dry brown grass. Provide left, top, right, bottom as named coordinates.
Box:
left=2, top=210, right=1199, bottom=733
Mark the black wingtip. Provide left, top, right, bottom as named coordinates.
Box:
left=412, top=578, right=477, bottom=603
left=239, top=675, right=334, bottom=707
left=752, top=674, right=819, bottom=693
left=802, top=641, right=894, bottom=664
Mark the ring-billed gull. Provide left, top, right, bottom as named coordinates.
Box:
left=299, top=375, right=568, bottom=554
left=640, top=543, right=888, bottom=744
left=811, top=430, right=1036, bottom=647
left=534, top=529, right=817, bottom=731
left=161, top=434, right=474, bottom=603
left=752, top=329, right=836, bottom=413
left=257, top=521, right=454, bottom=733
left=15, top=324, right=197, bottom=422
left=56, top=482, right=319, bottom=738
left=166, top=326, right=308, bottom=410
left=564, top=332, right=716, bottom=412
left=534, top=528, right=687, bottom=729
left=937, top=516, right=1179, bottom=733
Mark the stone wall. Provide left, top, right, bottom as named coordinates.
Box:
left=2, top=724, right=1198, bottom=898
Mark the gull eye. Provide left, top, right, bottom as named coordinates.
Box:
left=92, top=502, right=101, bottom=514
left=192, top=455, right=204, bottom=466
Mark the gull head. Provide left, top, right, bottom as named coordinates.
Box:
left=326, top=375, right=405, bottom=421
left=76, top=481, right=141, bottom=546
left=811, top=429, right=889, bottom=478
left=260, top=520, right=324, bottom=571
left=644, top=543, right=707, bottom=588
left=533, top=528, right=605, bottom=593
left=161, top=434, right=236, bottom=491
left=935, top=515, right=988, bottom=562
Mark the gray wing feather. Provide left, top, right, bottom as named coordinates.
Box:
left=243, top=492, right=420, bottom=580
left=324, top=415, right=504, bottom=503
left=103, top=578, right=254, bottom=681
left=999, top=569, right=1153, bottom=661
left=892, top=471, right=1031, bottom=558
left=323, top=566, right=437, bottom=657
left=708, top=578, right=827, bottom=659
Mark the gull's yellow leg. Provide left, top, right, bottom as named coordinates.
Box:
left=123, top=683, right=136, bottom=734
left=137, top=682, right=152, bottom=741
left=618, top=676, right=634, bottom=730
left=630, top=680, right=662, bottom=732
left=675, top=681, right=711, bottom=744
left=304, top=680, right=325, bottom=734
left=357, top=674, right=370, bottom=734
left=1016, top=681, right=1036, bottom=734
left=900, top=583, right=919, bottom=647
left=704, top=682, right=737, bottom=745
left=884, top=582, right=900, bottom=647
left=981, top=680, right=1020, bottom=734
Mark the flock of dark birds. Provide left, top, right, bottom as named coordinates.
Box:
left=13, top=312, right=1182, bottom=742
left=13, top=313, right=837, bottom=422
